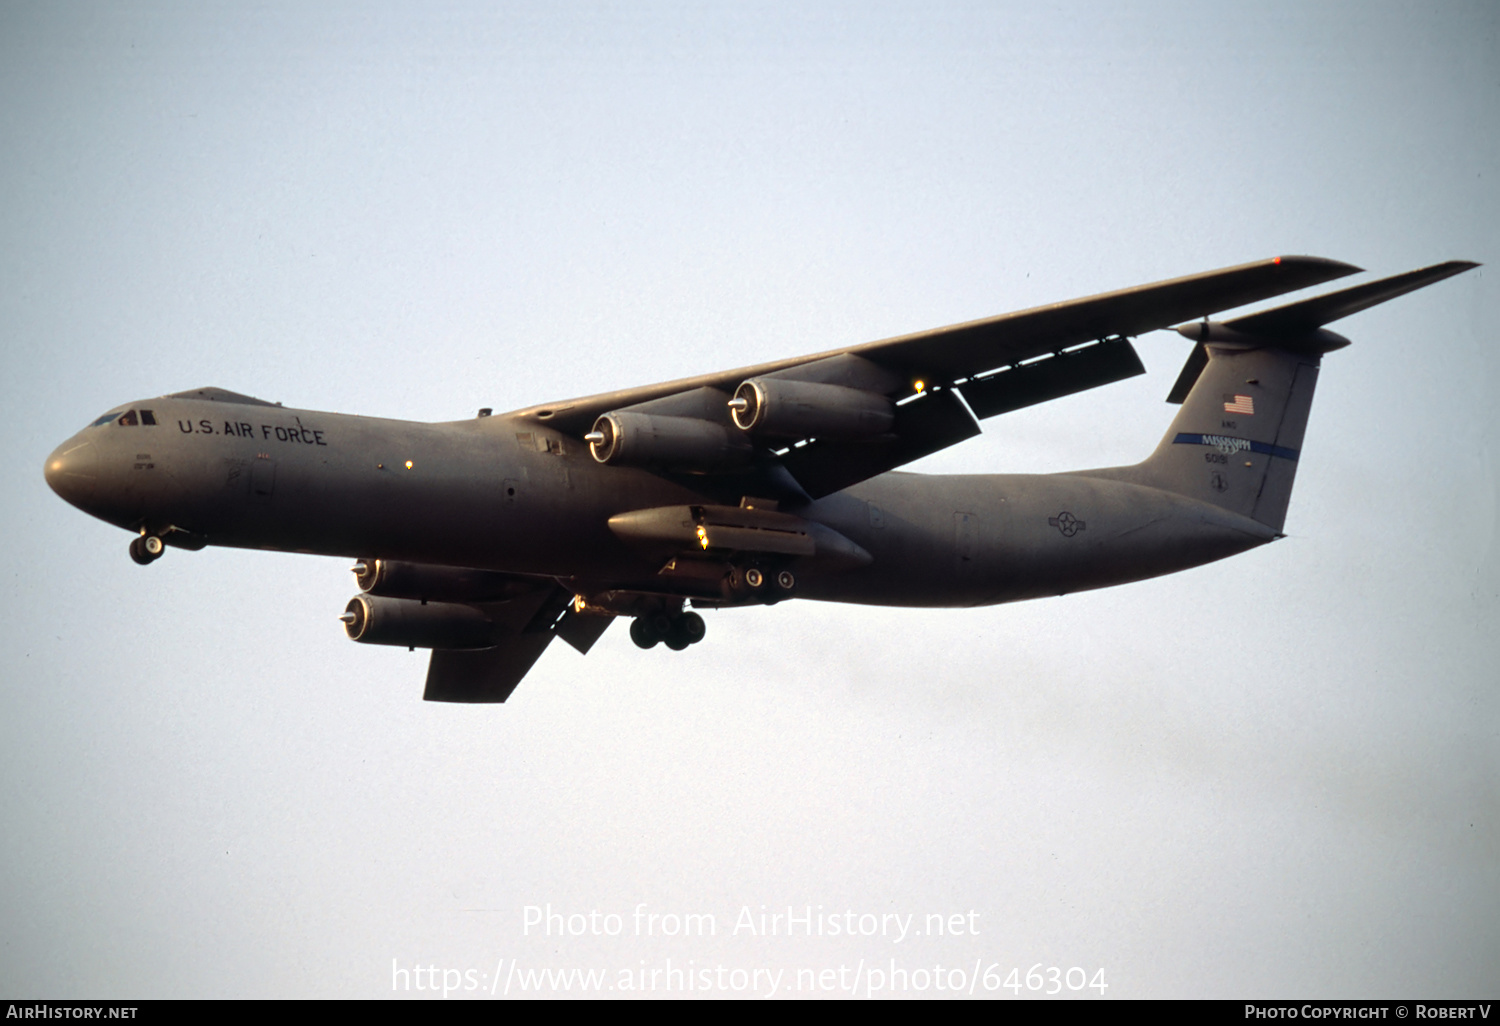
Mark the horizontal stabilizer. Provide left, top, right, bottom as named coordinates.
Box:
left=1223, top=261, right=1479, bottom=336
left=1166, top=260, right=1479, bottom=403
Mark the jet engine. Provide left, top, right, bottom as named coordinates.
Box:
left=585, top=411, right=750, bottom=470
left=352, top=558, right=535, bottom=603
left=728, top=378, right=894, bottom=440
left=340, top=595, right=496, bottom=650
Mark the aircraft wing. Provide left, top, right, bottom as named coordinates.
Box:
left=512, top=256, right=1360, bottom=499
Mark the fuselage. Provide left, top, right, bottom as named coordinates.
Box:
left=44, top=394, right=1276, bottom=608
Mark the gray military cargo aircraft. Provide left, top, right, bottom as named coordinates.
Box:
left=45, top=257, right=1475, bottom=702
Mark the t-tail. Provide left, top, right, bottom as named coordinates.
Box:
left=1109, top=261, right=1477, bottom=533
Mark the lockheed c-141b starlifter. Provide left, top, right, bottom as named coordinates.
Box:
left=44, top=257, right=1476, bottom=701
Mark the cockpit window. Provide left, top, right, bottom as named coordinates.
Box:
left=90, top=408, right=158, bottom=428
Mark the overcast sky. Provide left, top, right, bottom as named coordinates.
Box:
left=2, top=0, right=1495, bottom=999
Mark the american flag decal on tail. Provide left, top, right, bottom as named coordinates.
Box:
left=1223, top=394, right=1255, bottom=415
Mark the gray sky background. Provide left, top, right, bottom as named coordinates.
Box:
left=2, top=0, right=1495, bottom=999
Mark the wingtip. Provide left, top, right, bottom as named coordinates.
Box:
left=1275, top=255, right=1365, bottom=276
left=1404, top=259, right=1482, bottom=283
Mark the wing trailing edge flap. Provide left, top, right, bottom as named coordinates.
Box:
left=779, top=387, right=982, bottom=499
left=777, top=339, right=1145, bottom=498
left=1164, top=261, right=1480, bottom=404
left=552, top=607, right=614, bottom=654
left=847, top=256, right=1360, bottom=378
left=422, top=584, right=614, bottom=703
left=956, top=336, right=1145, bottom=419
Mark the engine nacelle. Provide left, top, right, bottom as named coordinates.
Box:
left=586, top=411, right=749, bottom=470
left=352, top=558, right=535, bottom=603
left=340, top=595, right=496, bottom=650
left=729, top=378, right=894, bottom=440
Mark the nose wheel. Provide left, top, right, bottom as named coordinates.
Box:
left=630, top=610, right=707, bottom=651
left=129, top=535, right=164, bottom=565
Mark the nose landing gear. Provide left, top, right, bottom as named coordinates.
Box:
left=129, top=534, right=164, bottom=565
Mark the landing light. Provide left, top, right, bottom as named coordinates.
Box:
left=405, top=460, right=413, bottom=470
left=913, top=379, right=926, bottom=392
left=696, top=525, right=710, bottom=550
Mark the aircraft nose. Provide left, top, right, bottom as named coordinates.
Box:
left=44, top=438, right=98, bottom=508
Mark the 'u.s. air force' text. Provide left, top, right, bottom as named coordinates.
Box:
left=179, top=418, right=327, bottom=445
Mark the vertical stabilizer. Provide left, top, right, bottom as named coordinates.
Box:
left=1099, top=261, right=1477, bottom=533
left=1130, top=344, right=1319, bottom=532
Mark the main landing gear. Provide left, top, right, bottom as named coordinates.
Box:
left=625, top=562, right=798, bottom=652
left=630, top=610, right=707, bottom=651
left=129, top=534, right=165, bottom=566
